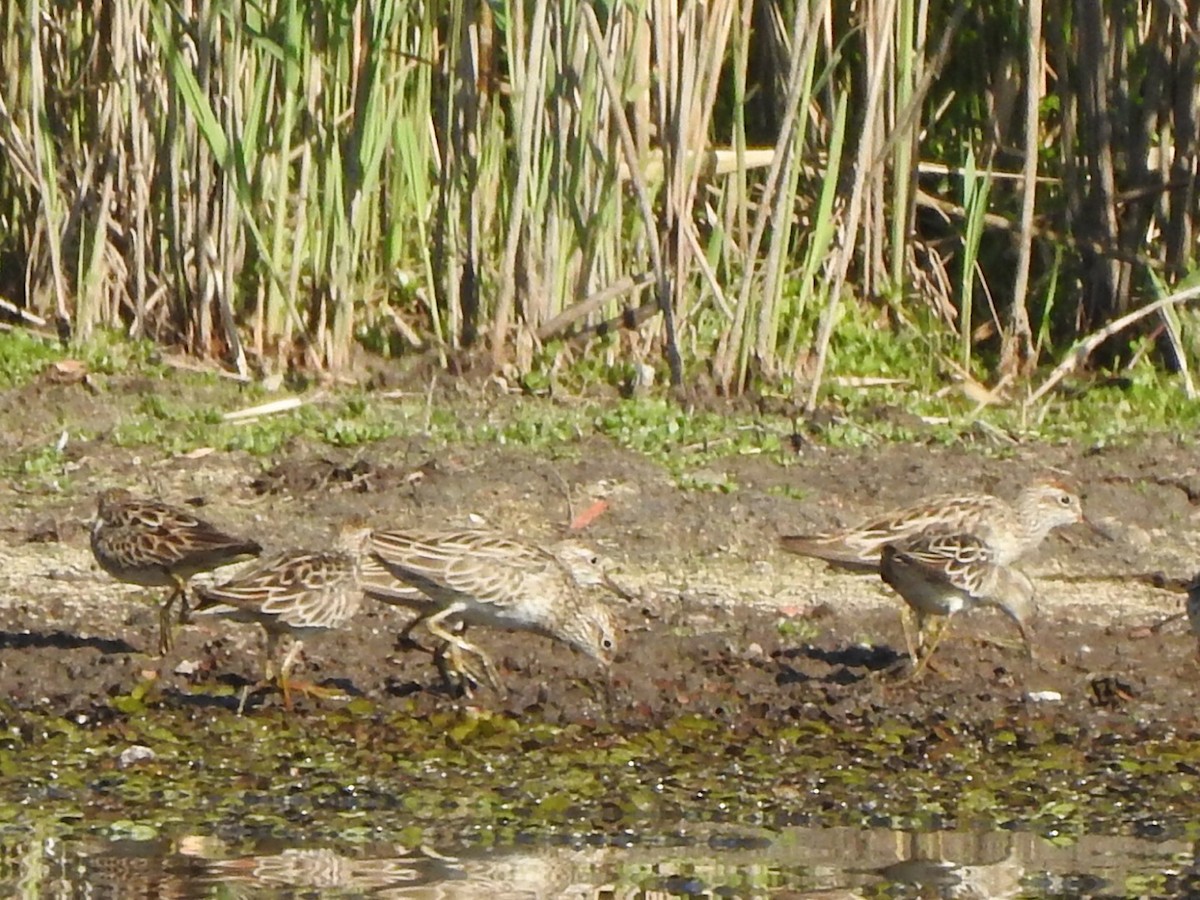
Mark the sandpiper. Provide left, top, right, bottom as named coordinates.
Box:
left=90, top=488, right=262, bottom=654
left=880, top=531, right=1037, bottom=679
left=1186, top=573, right=1200, bottom=659
left=191, top=522, right=371, bottom=708
left=367, top=529, right=619, bottom=691
left=781, top=479, right=1086, bottom=571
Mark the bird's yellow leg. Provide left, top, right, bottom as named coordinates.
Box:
left=903, top=617, right=955, bottom=683
left=899, top=608, right=920, bottom=665
left=425, top=608, right=500, bottom=690
left=275, top=640, right=346, bottom=708
left=156, top=584, right=182, bottom=656
left=173, top=574, right=192, bottom=625
left=434, top=638, right=498, bottom=695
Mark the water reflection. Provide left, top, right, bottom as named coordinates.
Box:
left=0, top=825, right=1194, bottom=897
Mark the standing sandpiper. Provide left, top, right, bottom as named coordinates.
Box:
left=880, top=531, right=1037, bottom=680
left=781, top=479, right=1086, bottom=570
left=90, top=488, right=262, bottom=654
left=1185, top=573, right=1200, bottom=660
left=191, top=522, right=371, bottom=709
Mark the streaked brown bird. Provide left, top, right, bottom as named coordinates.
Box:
left=1186, top=573, right=1200, bottom=661
left=880, top=531, right=1037, bottom=680
left=367, top=529, right=620, bottom=692
left=191, top=522, right=371, bottom=709
left=90, top=488, right=262, bottom=654
left=780, top=479, right=1085, bottom=571
left=358, top=553, right=477, bottom=685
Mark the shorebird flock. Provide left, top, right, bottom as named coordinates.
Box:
left=86, top=477, right=1155, bottom=707
left=90, top=488, right=624, bottom=707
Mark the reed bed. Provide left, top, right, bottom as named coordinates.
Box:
left=0, top=0, right=1196, bottom=403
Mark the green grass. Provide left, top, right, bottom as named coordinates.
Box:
left=767, top=484, right=810, bottom=501
left=6, top=443, right=67, bottom=479
left=2, top=331, right=1198, bottom=494
left=0, top=328, right=163, bottom=388
left=775, top=616, right=821, bottom=642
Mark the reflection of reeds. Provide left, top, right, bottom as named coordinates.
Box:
left=2, top=1, right=1197, bottom=401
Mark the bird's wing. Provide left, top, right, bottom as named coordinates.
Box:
left=782, top=493, right=999, bottom=567
left=886, top=532, right=996, bottom=597
left=372, top=530, right=555, bottom=609
left=195, top=551, right=353, bottom=623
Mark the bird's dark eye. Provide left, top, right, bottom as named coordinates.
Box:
left=602, top=638, right=614, bottom=650
left=1058, top=495, right=1071, bottom=505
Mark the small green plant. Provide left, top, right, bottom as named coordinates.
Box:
left=776, top=616, right=821, bottom=642
left=675, top=471, right=738, bottom=493
left=767, top=484, right=810, bottom=501
left=0, top=330, right=62, bottom=388
left=4, top=444, right=66, bottom=482
left=322, top=417, right=397, bottom=447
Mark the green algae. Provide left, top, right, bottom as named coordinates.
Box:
left=2, top=699, right=1200, bottom=850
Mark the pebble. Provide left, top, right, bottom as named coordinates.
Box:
left=118, top=745, right=156, bottom=768
left=1026, top=690, right=1062, bottom=703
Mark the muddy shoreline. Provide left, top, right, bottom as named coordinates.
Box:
left=2, top=386, right=1200, bottom=843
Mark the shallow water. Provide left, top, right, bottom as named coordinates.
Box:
left=2, top=824, right=1195, bottom=897
left=5, top=697, right=1200, bottom=897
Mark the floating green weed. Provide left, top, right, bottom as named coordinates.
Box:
left=4, top=702, right=1197, bottom=847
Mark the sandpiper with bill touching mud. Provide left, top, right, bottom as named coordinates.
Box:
left=366, top=529, right=620, bottom=691
left=880, top=531, right=1037, bottom=679
left=780, top=479, right=1086, bottom=571
left=90, top=488, right=262, bottom=654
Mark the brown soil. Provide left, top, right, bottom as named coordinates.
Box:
left=2, top=375, right=1200, bottom=734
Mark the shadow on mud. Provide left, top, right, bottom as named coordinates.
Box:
left=0, top=629, right=138, bottom=655
left=774, top=642, right=905, bottom=685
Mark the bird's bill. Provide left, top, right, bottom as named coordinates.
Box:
left=1013, top=618, right=1036, bottom=661
left=602, top=571, right=637, bottom=601
left=1081, top=516, right=1114, bottom=540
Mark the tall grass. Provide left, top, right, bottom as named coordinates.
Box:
left=0, top=0, right=1197, bottom=403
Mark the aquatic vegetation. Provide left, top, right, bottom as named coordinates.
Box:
left=0, top=699, right=1198, bottom=847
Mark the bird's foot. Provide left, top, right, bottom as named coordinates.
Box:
left=435, top=641, right=501, bottom=696
left=278, top=677, right=349, bottom=711
left=892, top=655, right=948, bottom=685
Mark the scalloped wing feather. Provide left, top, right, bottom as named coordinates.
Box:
left=371, top=530, right=562, bottom=610
left=196, top=550, right=358, bottom=629
left=889, top=532, right=997, bottom=598
left=358, top=556, right=427, bottom=605
left=783, top=493, right=1004, bottom=567
left=95, top=494, right=260, bottom=569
